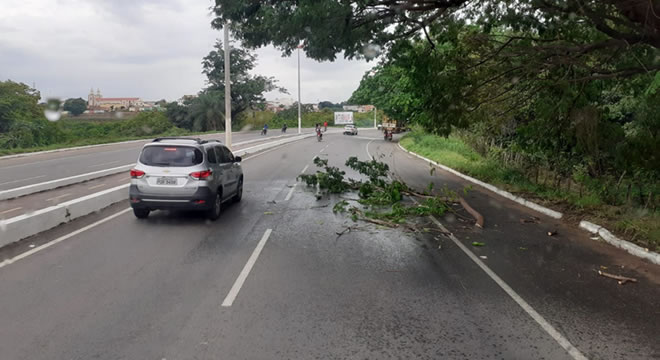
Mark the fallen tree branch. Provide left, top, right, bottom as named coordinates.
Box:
left=458, top=196, right=484, bottom=228
left=598, top=270, right=638, bottom=285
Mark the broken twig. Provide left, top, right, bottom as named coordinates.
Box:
left=598, top=270, right=638, bottom=285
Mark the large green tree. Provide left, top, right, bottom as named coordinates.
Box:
left=212, top=0, right=660, bottom=64
left=63, top=98, right=87, bottom=116
left=201, top=40, right=287, bottom=119
left=0, top=80, right=61, bottom=148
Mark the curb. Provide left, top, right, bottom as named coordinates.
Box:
left=0, top=133, right=308, bottom=201
left=398, top=142, right=660, bottom=265
left=0, top=133, right=315, bottom=248
left=0, top=164, right=135, bottom=201
left=397, top=143, right=563, bottom=219
left=0, top=184, right=129, bottom=248
left=0, top=130, right=257, bottom=161
left=579, top=221, right=660, bottom=265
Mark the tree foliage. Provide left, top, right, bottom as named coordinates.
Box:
left=201, top=40, right=287, bottom=119
left=63, top=98, right=87, bottom=116
left=212, top=0, right=660, bottom=65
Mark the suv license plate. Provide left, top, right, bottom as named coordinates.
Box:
left=156, top=177, right=177, bottom=185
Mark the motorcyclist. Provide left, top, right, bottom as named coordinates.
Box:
left=262, top=123, right=268, bottom=135
left=316, top=127, right=323, bottom=141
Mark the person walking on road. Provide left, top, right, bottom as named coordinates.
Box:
left=323, top=121, right=328, bottom=132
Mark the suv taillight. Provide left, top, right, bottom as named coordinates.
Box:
left=130, top=169, right=145, bottom=178
left=190, top=170, right=212, bottom=180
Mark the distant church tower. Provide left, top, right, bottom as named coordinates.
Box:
left=88, top=88, right=103, bottom=107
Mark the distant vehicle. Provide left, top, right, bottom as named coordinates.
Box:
left=343, top=124, right=358, bottom=135
left=129, top=137, right=243, bottom=220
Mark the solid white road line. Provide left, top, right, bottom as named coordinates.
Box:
left=0, top=175, right=46, bottom=187
left=0, top=207, right=22, bottom=215
left=241, top=143, right=290, bottom=161
left=284, top=184, right=297, bottom=201
left=424, top=210, right=587, bottom=360
left=46, top=193, right=72, bottom=202
left=222, top=229, right=273, bottom=307
left=0, top=208, right=132, bottom=269
left=300, top=165, right=309, bottom=174
left=366, top=139, right=375, bottom=160
left=88, top=183, right=106, bottom=190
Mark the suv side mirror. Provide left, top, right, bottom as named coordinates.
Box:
left=234, top=156, right=242, bottom=163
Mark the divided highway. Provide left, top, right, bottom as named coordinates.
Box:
left=0, top=129, right=313, bottom=191
left=0, top=130, right=658, bottom=359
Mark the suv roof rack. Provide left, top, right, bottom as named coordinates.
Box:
left=151, top=137, right=222, bottom=144
left=152, top=137, right=202, bottom=143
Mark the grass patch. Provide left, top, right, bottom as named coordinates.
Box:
left=401, top=130, right=659, bottom=251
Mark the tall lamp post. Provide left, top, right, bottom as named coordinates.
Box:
left=297, top=44, right=302, bottom=134
left=224, top=23, right=232, bottom=149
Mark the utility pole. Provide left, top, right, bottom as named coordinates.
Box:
left=297, top=45, right=302, bottom=134
left=224, top=23, right=232, bottom=149
left=374, top=106, right=377, bottom=129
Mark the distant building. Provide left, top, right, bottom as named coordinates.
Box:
left=342, top=104, right=375, bottom=113
left=88, top=88, right=143, bottom=111
left=264, top=97, right=296, bottom=112
left=177, top=95, right=197, bottom=105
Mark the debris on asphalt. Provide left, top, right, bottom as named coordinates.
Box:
left=267, top=200, right=277, bottom=204
left=471, top=241, right=485, bottom=247
left=600, top=265, right=608, bottom=270
left=520, top=216, right=540, bottom=224
left=335, top=226, right=356, bottom=239
left=458, top=196, right=484, bottom=228
left=598, top=270, right=638, bottom=285
left=29, top=244, right=35, bottom=248
left=479, top=255, right=488, bottom=259
left=590, top=236, right=600, bottom=240
left=264, top=211, right=274, bottom=215
left=547, top=230, right=558, bottom=236
left=518, top=247, right=528, bottom=250
left=311, top=204, right=329, bottom=209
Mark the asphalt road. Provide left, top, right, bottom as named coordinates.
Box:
left=1, top=130, right=658, bottom=359
left=0, top=128, right=316, bottom=191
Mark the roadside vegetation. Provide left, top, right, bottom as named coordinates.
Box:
left=401, top=130, right=659, bottom=251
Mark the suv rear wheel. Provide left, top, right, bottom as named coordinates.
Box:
left=233, top=178, right=243, bottom=203
left=133, top=208, right=150, bottom=219
left=207, top=191, right=222, bottom=220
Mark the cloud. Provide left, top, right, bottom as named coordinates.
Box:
left=0, top=0, right=372, bottom=103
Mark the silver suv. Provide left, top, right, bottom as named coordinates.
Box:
left=129, top=137, right=243, bottom=220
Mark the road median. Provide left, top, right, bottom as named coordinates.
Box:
left=0, top=132, right=308, bottom=201
left=0, top=133, right=315, bottom=248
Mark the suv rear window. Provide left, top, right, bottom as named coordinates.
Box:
left=139, top=146, right=203, bottom=167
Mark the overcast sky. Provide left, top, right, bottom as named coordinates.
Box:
left=0, top=0, right=374, bottom=103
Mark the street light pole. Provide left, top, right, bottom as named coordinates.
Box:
left=297, top=45, right=302, bottom=134
left=224, top=23, right=232, bottom=149
left=373, top=106, right=377, bottom=129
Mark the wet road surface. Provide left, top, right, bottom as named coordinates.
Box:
left=0, top=130, right=658, bottom=359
